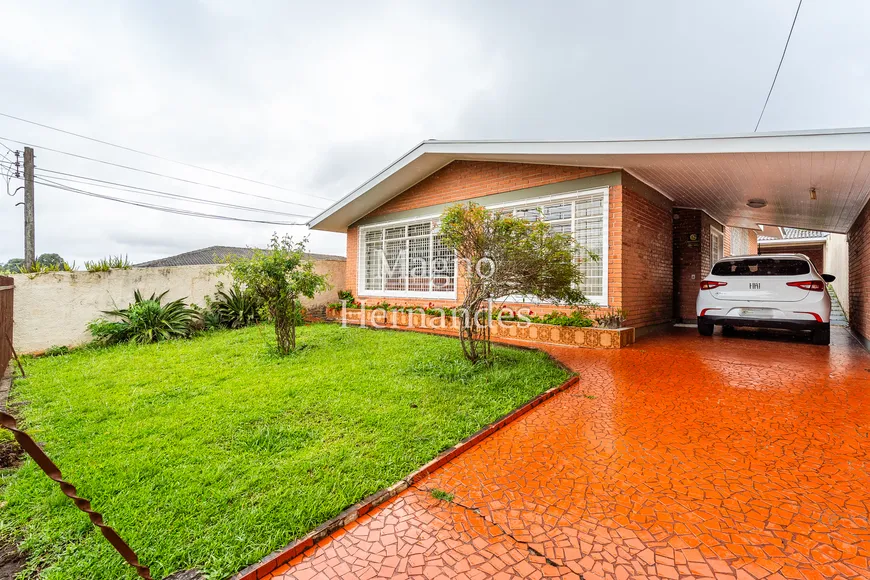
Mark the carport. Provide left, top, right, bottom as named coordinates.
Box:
left=310, top=127, right=870, bottom=346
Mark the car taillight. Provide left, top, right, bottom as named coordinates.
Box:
left=787, top=280, right=825, bottom=292
left=700, top=280, right=727, bottom=290
left=796, top=311, right=824, bottom=322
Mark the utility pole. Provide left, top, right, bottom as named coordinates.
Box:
left=23, top=147, right=35, bottom=269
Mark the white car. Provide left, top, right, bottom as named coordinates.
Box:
left=696, top=254, right=835, bottom=345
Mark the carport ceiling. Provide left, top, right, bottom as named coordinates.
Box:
left=309, top=127, right=870, bottom=234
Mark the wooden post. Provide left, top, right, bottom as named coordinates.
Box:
left=23, top=147, right=35, bottom=269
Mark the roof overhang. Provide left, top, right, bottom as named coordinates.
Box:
left=309, top=127, right=870, bottom=234
left=757, top=225, right=784, bottom=240
left=757, top=237, right=829, bottom=246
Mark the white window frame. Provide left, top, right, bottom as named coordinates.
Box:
left=711, top=226, right=724, bottom=264
left=730, top=228, right=749, bottom=256
left=358, top=219, right=458, bottom=300
left=356, top=186, right=609, bottom=304
left=490, top=188, right=609, bottom=306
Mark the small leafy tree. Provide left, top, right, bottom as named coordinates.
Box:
left=3, top=258, right=23, bottom=272
left=439, top=202, right=594, bottom=364
left=36, top=253, right=65, bottom=268
left=223, top=234, right=329, bottom=354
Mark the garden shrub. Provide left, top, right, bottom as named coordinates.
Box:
left=208, top=284, right=261, bottom=329
left=84, top=255, right=132, bottom=272
left=595, top=308, right=628, bottom=329
left=44, top=345, right=70, bottom=357
left=88, top=290, right=198, bottom=345
left=223, top=234, right=329, bottom=354
left=328, top=290, right=362, bottom=310
left=439, top=202, right=594, bottom=364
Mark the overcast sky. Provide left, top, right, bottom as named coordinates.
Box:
left=2, top=0, right=869, bottom=265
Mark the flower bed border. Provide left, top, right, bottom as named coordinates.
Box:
left=326, top=308, right=635, bottom=349
left=231, top=373, right=577, bottom=580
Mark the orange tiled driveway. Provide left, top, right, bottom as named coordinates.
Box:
left=267, top=328, right=870, bottom=580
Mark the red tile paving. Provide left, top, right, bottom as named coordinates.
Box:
left=265, top=327, right=870, bottom=579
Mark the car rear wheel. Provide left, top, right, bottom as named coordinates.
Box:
left=698, top=320, right=714, bottom=336
left=811, top=325, right=830, bottom=346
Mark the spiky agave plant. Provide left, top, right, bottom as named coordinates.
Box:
left=84, top=255, right=132, bottom=272
left=211, top=285, right=261, bottom=329
left=88, top=290, right=198, bottom=344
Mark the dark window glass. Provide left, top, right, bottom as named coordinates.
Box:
left=711, top=258, right=810, bottom=276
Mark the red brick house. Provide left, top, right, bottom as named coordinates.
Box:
left=309, top=130, right=870, bottom=339
left=757, top=228, right=828, bottom=273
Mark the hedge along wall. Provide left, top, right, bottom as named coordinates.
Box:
left=11, top=260, right=346, bottom=353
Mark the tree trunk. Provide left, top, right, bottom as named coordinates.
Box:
left=289, top=298, right=297, bottom=351
left=272, top=303, right=292, bottom=355
left=457, top=293, right=489, bottom=365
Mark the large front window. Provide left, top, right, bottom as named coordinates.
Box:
left=358, top=188, right=607, bottom=303
left=361, top=221, right=456, bottom=297
left=511, top=191, right=607, bottom=302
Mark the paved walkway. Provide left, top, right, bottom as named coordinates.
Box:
left=266, top=327, right=870, bottom=580
left=828, top=288, right=849, bottom=327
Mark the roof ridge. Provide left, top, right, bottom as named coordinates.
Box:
left=135, top=246, right=345, bottom=267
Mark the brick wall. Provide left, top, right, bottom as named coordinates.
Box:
left=723, top=226, right=733, bottom=257
left=367, top=161, right=612, bottom=218
left=346, top=185, right=622, bottom=316
left=344, top=162, right=674, bottom=328
left=672, top=209, right=738, bottom=322
left=759, top=243, right=824, bottom=273
left=672, top=209, right=702, bottom=322
left=700, top=214, right=722, bottom=277
left=748, top=230, right=758, bottom=255
left=849, top=200, right=870, bottom=342
left=345, top=161, right=613, bottom=301
left=618, top=177, right=673, bottom=328
left=723, top=226, right=759, bottom=258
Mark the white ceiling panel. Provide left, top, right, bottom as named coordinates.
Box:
left=310, top=129, right=870, bottom=233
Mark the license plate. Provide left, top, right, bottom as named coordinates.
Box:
left=742, top=308, right=772, bottom=317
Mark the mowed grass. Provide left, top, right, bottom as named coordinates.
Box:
left=0, top=324, right=568, bottom=579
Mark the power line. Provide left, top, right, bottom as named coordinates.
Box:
left=0, top=111, right=331, bottom=200
left=0, top=135, right=332, bottom=208
left=38, top=163, right=325, bottom=212
left=34, top=178, right=307, bottom=225
left=35, top=171, right=314, bottom=218
left=755, top=0, right=802, bottom=132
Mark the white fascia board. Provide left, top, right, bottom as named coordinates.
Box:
left=757, top=237, right=829, bottom=246
left=758, top=225, right=785, bottom=239
left=422, top=128, right=870, bottom=155
left=308, top=140, right=432, bottom=231
left=309, top=128, right=870, bottom=232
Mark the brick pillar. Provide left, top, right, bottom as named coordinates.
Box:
left=849, top=199, right=870, bottom=346
left=672, top=209, right=703, bottom=323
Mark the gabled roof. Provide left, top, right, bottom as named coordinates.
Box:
left=758, top=228, right=831, bottom=246
left=758, top=228, right=830, bottom=244
left=308, top=127, right=870, bottom=234
left=135, top=246, right=344, bottom=268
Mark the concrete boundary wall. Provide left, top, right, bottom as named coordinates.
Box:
left=826, top=234, right=849, bottom=316
left=11, top=260, right=345, bottom=353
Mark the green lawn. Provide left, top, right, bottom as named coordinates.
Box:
left=0, top=324, right=568, bottom=579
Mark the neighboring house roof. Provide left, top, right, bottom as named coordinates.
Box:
left=135, top=246, right=345, bottom=268
left=307, top=127, right=870, bottom=235
left=757, top=228, right=830, bottom=244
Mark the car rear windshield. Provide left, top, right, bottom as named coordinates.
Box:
left=711, top=258, right=810, bottom=276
